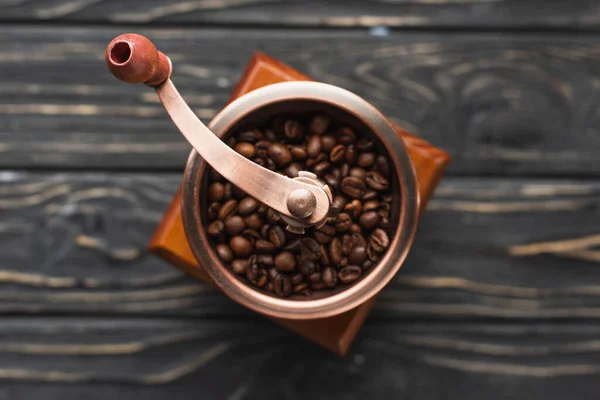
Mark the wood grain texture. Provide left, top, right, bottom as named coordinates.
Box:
left=2, top=26, right=600, bottom=175
left=2, top=171, right=600, bottom=321
left=1, top=0, right=600, bottom=29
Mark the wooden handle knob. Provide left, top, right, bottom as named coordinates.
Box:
left=105, top=33, right=171, bottom=87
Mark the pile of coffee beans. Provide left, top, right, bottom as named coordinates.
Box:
left=204, top=113, right=396, bottom=298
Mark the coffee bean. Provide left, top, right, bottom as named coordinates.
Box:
left=246, top=262, right=267, bottom=287
left=330, top=144, right=346, bottom=164
left=266, top=208, right=280, bottom=224
left=341, top=176, right=365, bottom=199
left=332, top=195, right=348, bottom=210
left=261, top=224, right=270, bottom=239
left=306, top=152, right=325, bottom=167
left=226, top=136, right=237, bottom=147
left=310, top=114, right=330, bottom=135
left=349, top=167, right=366, bottom=180
left=265, top=158, right=277, bottom=171
left=208, top=220, right=224, bottom=237
left=315, top=231, right=332, bottom=244
left=300, top=238, right=320, bottom=261
left=352, top=232, right=367, bottom=248
left=258, top=254, right=274, bottom=267
left=255, top=239, right=276, bottom=253
left=234, top=142, right=256, bottom=158
left=224, top=216, right=245, bottom=236
left=341, top=234, right=353, bottom=255
left=238, top=197, right=258, bottom=216
left=237, top=129, right=262, bottom=142
left=348, top=246, right=367, bottom=265
left=231, top=259, right=248, bottom=275
left=307, top=135, right=322, bottom=158
left=362, top=191, right=378, bottom=202
left=275, top=252, right=296, bottom=272
left=320, top=244, right=330, bottom=265
left=290, top=146, right=307, bottom=161
left=340, top=257, right=349, bottom=267
left=243, top=213, right=263, bottom=230
left=321, top=134, right=337, bottom=151
left=285, top=162, right=302, bottom=178
left=339, top=266, right=362, bottom=284
left=340, top=163, right=350, bottom=178
left=310, top=281, right=325, bottom=290
left=268, top=143, right=292, bottom=167
left=255, top=140, right=271, bottom=158
left=273, top=274, right=292, bottom=297
left=370, top=229, right=390, bottom=253
left=207, top=202, right=220, bottom=221
left=358, top=152, right=375, bottom=168
left=329, top=237, right=342, bottom=265
left=365, top=171, right=389, bottom=191
left=362, top=260, right=374, bottom=271
left=345, top=145, right=357, bottom=165
left=344, top=200, right=362, bottom=219
left=268, top=268, right=279, bottom=280
left=334, top=213, right=352, bottom=232
left=367, top=244, right=380, bottom=262
left=230, top=236, right=253, bottom=258
left=359, top=211, right=380, bottom=230
left=338, top=127, right=356, bottom=144
left=375, top=154, right=391, bottom=176
left=292, top=273, right=303, bottom=285
left=283, top=238, right=301, bottom=253
left=218, top=199, right=238, bottom=220
left=350, top=223, right=362, bottom=233
left=356, top=138, right=374, bottom=151
left=322, top=267, right=337, bottom=288
left=313, top=161, right=331, bottom=176
left=223, top=183, right=233, bottom=200
left=363, top=200, right=380, bottom=213
left=324, top=174, right=339, bottom=188
left=269, top=226, right=286, bottom=248
left=243, top=229, right=261, bottom=244
left=298, top=257, right=317, bottom=275
left=264, top=128, right=278, bottom=141
left=293, top=282, right=310, bottom=293
left=380, top=217, right=392, bottom=230
left=308, top=272, right=321, bottom=283
left=378, top=202, right=390, bottom=219
left=216, top=244, right=234, bottom=263
left=284, top=119, right=303, bottom=140
left=208, top=182, right=225, bottom=202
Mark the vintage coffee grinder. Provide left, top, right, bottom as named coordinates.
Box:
left=105, top=33, right=450, bottom=354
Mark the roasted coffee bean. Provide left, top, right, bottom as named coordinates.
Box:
left=380, top=217, right=392, bottom=230
left=341, top=234, right=354, bottom=255
left=370, top=229, right=390, bottom=253
left=230, top=236, right=253, bottom=258
left=224, top=216, right=245, bottom=236
left=356, top=138, right=374, bottom=151
left=283, top=238, right=301, bottom=253
left=352, top=232, right=367, bottom=248
left=329, top=237, right=342, bottom=265
left=226, top=136, right=237, bottom=147
left=207, top=202, right=220, bottom=221
left=340, top=163, right=350, bottom=178
left=341, top=176, right=366, bottom=199
left=359, top=211, right=380, bottom=230
left=273, top=274, right=292, bottom=297
left=378, top=202, right=390, bottom=219
left=234, top=142, right=256, bottom=158
left=330, top=145, right=346, bottom=164
left=268, top=267, right=279, bottom=280
left=319, top=244, right=331, bottom=265
left=238, top=197, right=258, bottom=216
left=315, top=231, right=332, bottom=244
left=216, top=244, right=234, bottom=263
left=362, top=260, right=374, bottom=271
left=284, top=162, right=302, bottom=178
left=275, top=252, right=297, bottom=272
left=340, top=257, right=348, bottom=267
left=260, top=224, right=270, bottom=239
left=339, top=266, right=362, bottom=284
left=310, top=114, right=330, bottom=135
left=363, top=200, right=380, bottom=213
left=358, top=152, right=375, bottom=168
left=322, top=267, right=337, bottom=288
left=284, top=119, right=303, bottom=140
left=264, top=128, right=278, bottom=141
left=243, top=213, right=263, bottom=230
left=208, top=220, right=225, bottom=236
left=297, top=258, right=317, bottom=276
left=243, top=229, right=261, bottom=244
left=268, top=143, right=292, bottom=167
left=269, top=226, right=286, bottom=248
left=332, top=195, right=348, bottom=210
left=307, top=135, right=322, bottom=158
left=321, top=134, right=337, bottom=151
left=334, top=213, right=352, bottom=232
left=237, top=129, right=262, bottom=142
left=254, top=158, right=265, bottom=167
left=258, top=204, right=267, bottom=215
left=338, top=127, right=356, bottom=144
left=288, top=146, right=306, bottom=161
left=231, top=259, right=248, bottom=275
left=246, top=263, right=267, bottom=287
left=300, top=238, right=321, bottom=261
left=306, top=152, right=325, bottom=167
left=375, top=154, right=390, bottom=176
left=362, top=191, right=379, bottom=202
left=256, top=239, right=276, bottom=253
left=311, top=281, right=326, bottom=290
left=345, top=145, right=357, bottom=165
left=266, top=208, right=280, bottom=224
left=265, top=158, right=277, bottom=170
left=208, top=182, right=225, bottom=202
left=313, top=161, right=331, bottom=176
left=308, top=272, right=322, bottom=283
left=293, top=282, right=309, bottom=293
left=324, top=174, right=339, bottom=188
left=349, top=167, right=366, bottom=180
left=381, top=193, right=393, bottom=203
left=350, top=223, right=362, bottom=233
left=331, top=167, right=341, bottom=179
left=367, top=244, right=380, bottom=262
left=292, top=273, right=303, bottom=285
left=218, top=199, right=238, bottom=220
left=258, top=254, right=274, bottom=267
left=348, top=246, right=367, bottom=265
left=223, top=183, right=233, bottom=200
left=365, top=171, right=389, bottom=191
left=232, top=184, right=246, bottom=199
left=255, top=140, right=271, bottom=158
left=344, top=200, right=362, bottom=219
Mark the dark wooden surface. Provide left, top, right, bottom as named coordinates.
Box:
left=2, top=1, right=600, bottom=399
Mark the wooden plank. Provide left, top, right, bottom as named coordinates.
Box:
left=0, top=318, right=599, bottom=399
left=1, top=0, right=600, bottom=29
left=2, top=26, right=600, bottom=175
left=2, top=171, right=600, bottom=321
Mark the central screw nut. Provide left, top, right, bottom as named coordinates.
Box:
left=286, top=188, right=317, bottom=219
